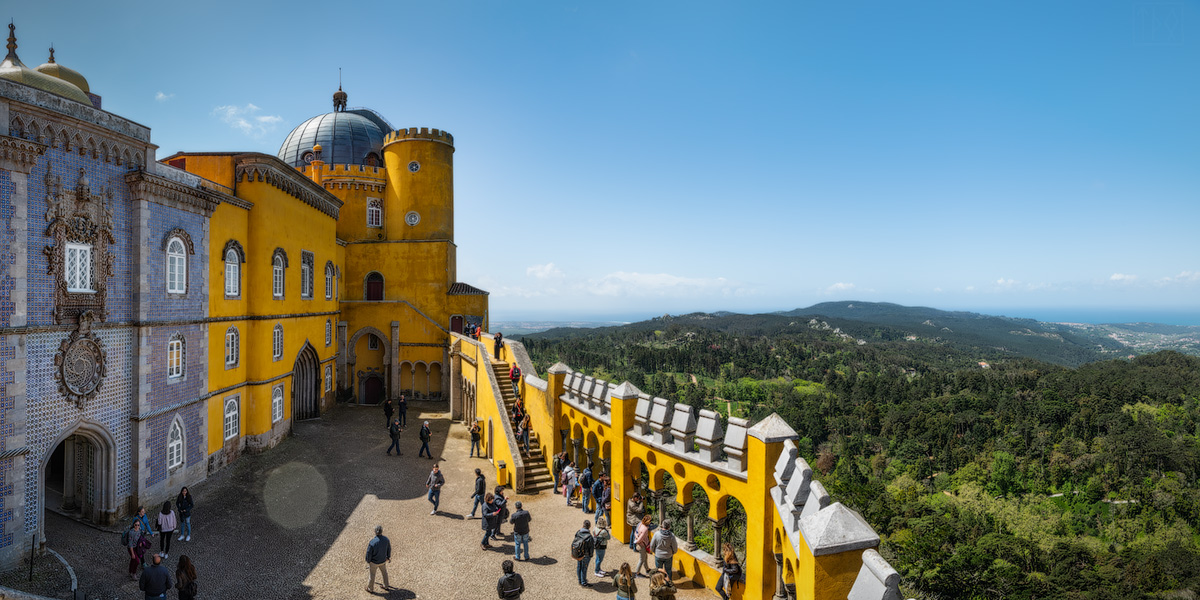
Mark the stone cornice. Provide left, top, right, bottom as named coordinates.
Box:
left=124, top=169, right=223, bottom=216
left=233, top=153, right=342, bottom=220
left=1, top=78, right=152, bottom=143
left=0, top=134, right=46, bottom=173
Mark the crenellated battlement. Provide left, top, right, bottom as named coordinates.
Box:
left=383, top=127, right=454, bottom=147
left=300, top=163, right=387, bottom=179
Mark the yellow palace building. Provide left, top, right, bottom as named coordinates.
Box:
left=163, top=87, right=488, bottom=466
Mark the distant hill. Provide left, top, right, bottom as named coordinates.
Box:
left=526, top=302, right=1200, bottom=367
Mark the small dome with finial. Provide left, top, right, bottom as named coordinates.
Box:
left=333, top=85, right=347, bottom=112
left=36, top=45, right=90, bottom=94
left=0, top=23, right=90, bottom=104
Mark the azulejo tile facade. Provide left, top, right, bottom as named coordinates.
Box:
left=0, top=21, right=490, bottom=571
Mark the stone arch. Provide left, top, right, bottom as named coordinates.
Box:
left=10, top=115, right=23, bottom=137
left=292, top=341, right=321, bottom=420
left=40, top=419, right=119, bottom=527
left=428, top=362, right=442, bottom=397
left=346, top=326, right=390, bottom=365
left=585, top=431, right=600, bottom=473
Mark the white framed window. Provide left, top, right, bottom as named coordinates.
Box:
left=272, top=385, right=284, bottom=423
left=273, top=324, right=283, bottom=360
left=65, top=242, right=93, bottom=292
left=366, top=199, right=382, bottom=227
left=324, top=365, right=332, bottom=392
left=272, top=255, right=284, bottom=298
left=167, top=420, right=184, bottom=469
left=325, top=320, right=332, bottom=346
left=300, top=254, right=313, bottom=299
left=225, top=326, right=239, bottom=367
left=367, top=335, right=379, bottom=350
left=325, top=264, right=334, bottom=299
left=223, top=397, right=239, bottom=440
left=167, top=336, right=185, bottom=379
left=166, top=237, right=186, bottom=293
left=225, top=248, right=240, bottom=297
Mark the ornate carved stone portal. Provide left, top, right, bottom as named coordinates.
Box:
left=43, top=165, right=115, bottom=324
left=55, top=311, right=107, bottom=407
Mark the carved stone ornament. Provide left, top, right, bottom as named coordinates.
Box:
left=43, top=165, right=116, bottom=324
left=54, top=311, right=107, bottom=408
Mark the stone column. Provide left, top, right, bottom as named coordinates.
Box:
left=711, top=517, right=725, bottom=565
left=601, top=457, right=611, bottom=477
left=572, top=438, right=583, bottom=469
left=773, top=552, right=787, bottom=600
left=679, top=502, right=695, bottom=551
left=585, top=447, right=596, bottom=473
left=62, top=437, right=76, bottom=510
left=655, top=491, right=666, bottom=524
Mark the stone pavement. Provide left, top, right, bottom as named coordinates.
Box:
left=46, top=402, right=717, bottom=599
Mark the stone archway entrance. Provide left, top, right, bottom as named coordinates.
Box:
left=42, top=422, right=118, bottom=528
left=293, top=343, right=321, bottom=421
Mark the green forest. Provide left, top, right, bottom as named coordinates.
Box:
left=521, top=316, right=1200, bottom=599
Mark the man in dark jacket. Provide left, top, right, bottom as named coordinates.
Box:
left=509, top=501, right=532, bottom=561
left=493, top=331, right=503, bottom=360
left=387, top=418, right=402, bottom=456
left=365, top=525, right=391, bottom=593
left=469, top=469, right=486, bottom=518
left=592, top=474, right=610, bottom=521
left=397, top=395, right=408, bottom=427
left=426, top=465, right=444, bottom=515
left=571, top=520, right=595, bottom=587
left=382, top=398, right=394, bottom=428
left=497, top=559, right=524, bottom=599
left=552, top=452, right=565, bottom=494
left=138, top=553, right=172, bottom=599
left=579, top=468, right=594, bottom=513
left=418, top=421, right=433, bottom=458
left=469, top=421, right=482, bottom=458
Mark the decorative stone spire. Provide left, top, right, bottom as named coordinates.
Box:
left=5, top=21, right=22, bottom=65
left=47, top=45, right=55, bottom=63
left=333, top=68, right=347, bottom=111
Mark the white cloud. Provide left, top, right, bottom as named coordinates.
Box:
left=526, top=263, right=564, bottom=280
left=1158, top=270, right=1200, bottom=285
left=579, top=272, right=740, bottom=297
left=212, top=103, right=284, bottom=137
left=1110, top=273, right=1137, bottom=282
left=824, top=282, right=855, bottom=294
left=965, top=286, right=976, bottom=292
left=996, top=278, right=1019, bottom=288
left=933, top=287, right=943, bottom=293
left=155, top=91, right=174, bottom=102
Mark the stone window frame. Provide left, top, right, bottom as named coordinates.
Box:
left=223, top=396, right=240, bottom=441
left=272, top=384, right=284, bottom=424
left=272, top=324, right=284, bottom=361
left=324, top=364, right=332, bottom=392
left=325, top=319, right=332, bottom=347
left=223, top=240, right=246, bottom=299
left=366, top=198, right=382, bottom=228
left=271, top=248, right=288, bottom=299
left=300, top=251, right=314, bottom=299
left=167, top=333, right=186, bottom=380
left=167, top=418, right=185, bottom=470
left=224, top=326, right=240, bottom=369
left=165, top=238, right=187, bottom=294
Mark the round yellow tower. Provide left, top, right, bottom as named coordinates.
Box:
left=382, top=128, right=454, bottom=241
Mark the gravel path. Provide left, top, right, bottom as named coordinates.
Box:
left=44, top=402, right=715, bottom=599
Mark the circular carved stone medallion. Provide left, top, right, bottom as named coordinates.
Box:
left=62, top=337, right=104, bottom=397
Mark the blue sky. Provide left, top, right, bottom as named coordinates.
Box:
left=12, top=1, right=1199, bottom=323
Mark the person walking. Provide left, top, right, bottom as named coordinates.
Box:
left=397, top=395, right=408, bottom=427
left=561, top=462, right=577, bottom=506
left=716, top=543, right=743, bottom=600
left=469, top=421, right=482, bottom=458
left=508, top=364, right=521, bottom=397
left=519, top=414, right=532, bottom=455
left=481, top=492, right=499, bottom=549
left=509, top=501, right=532, bottom=562
left=492, top=486, right=508, bottom=539
left=469, top=468, right=486, bottom=518
left=649, top=519, right=679, bottom=579
left=552, top=452, right=565, bottom=494
left=626, top=493, right=645, bottom=550
left=592, top=517, right=611, bottom=577
left=364, top=525, right=392, bottom=593
left=138, top=553, right=172, bottom=599
left=155, top=501, right=177, bottom=559
left=634, top=514, right=653, bottom=577
left=125, top=520, right=146, bottom=580
left=497, top=559, right=525, bottom=599
left=570, top=520, right=595, bottom=587
left=593, top=475, right=611, bottom=523
left=493, top=331, right=503, bottom=360
left=382, top=398, right=394, bottom=429
left=426, top=464, right=444, bottom=515
left=176, top=487, right=194, bottom=542
left=612, top=562, right=638, bottom=600
left=175, top=555, right=198, bottom=600
left=649, top=569, right=678, bottom=600
left=387, top=417, right=403, bottom=456
left=418, top=421, right=433, bottom=458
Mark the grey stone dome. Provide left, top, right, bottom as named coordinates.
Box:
left=277, top=109, right=390, bottom=168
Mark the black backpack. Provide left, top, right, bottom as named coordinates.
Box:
left=120, top=527, right=131, bottom=547
left=570, top=530, right=593, bottom=559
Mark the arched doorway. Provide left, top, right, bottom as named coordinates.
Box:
left=363, top=375, right=384, bottom=405
left=293, top=343, right=321, bottom=420
left=450, top=315, right=463, bottom=334
left=41, top=422, right=118, bottom=528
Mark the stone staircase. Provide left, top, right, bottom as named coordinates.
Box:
left=494, top=361, right=555, bottom=493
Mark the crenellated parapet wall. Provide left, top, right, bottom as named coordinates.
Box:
left=382, top=127, right=454, bottom=148
left=465, top=336, right=908, bottom=600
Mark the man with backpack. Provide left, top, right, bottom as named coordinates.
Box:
left=496, top=559, right=524, bottom=599
left=579, top=467, right=594, bottom=513
left=508, top=364, right=521, bottom=398
left=418, top=421, right=433, bottom=458
left=570, top=519, right=595, bottom=587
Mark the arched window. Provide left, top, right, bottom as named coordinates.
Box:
left=273, top=324, right=283, bottom=360
left=300, top=251, right=314, bottom=299
left=166, top=237, right=187, bottom=293
left=272, top=255, right=285, bottom=298
left=325, top=263, right=335, bottom=300
left=366, top=199, right=382, bottom=228
left=325, top=364, right=332, bottom=392
left=167, top=420, right=184, bottom=469
left=224, top=248, right=240, bottom=297
left=272, top=385, right=284, bottom=423
left=365, top=272, right=384, bottom=301
left=325, top=319, right=332, bottom=346
left=225, top=326, right=239, bottom=367
left=223, top=397, right=239, bottom=440
left=167, top=334, right=185, bottom=379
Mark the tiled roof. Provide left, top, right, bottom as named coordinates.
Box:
left=448, top=282, right=489, bottom=296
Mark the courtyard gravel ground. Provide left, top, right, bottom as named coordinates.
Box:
left=43, top=402, right=717, bottom=599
